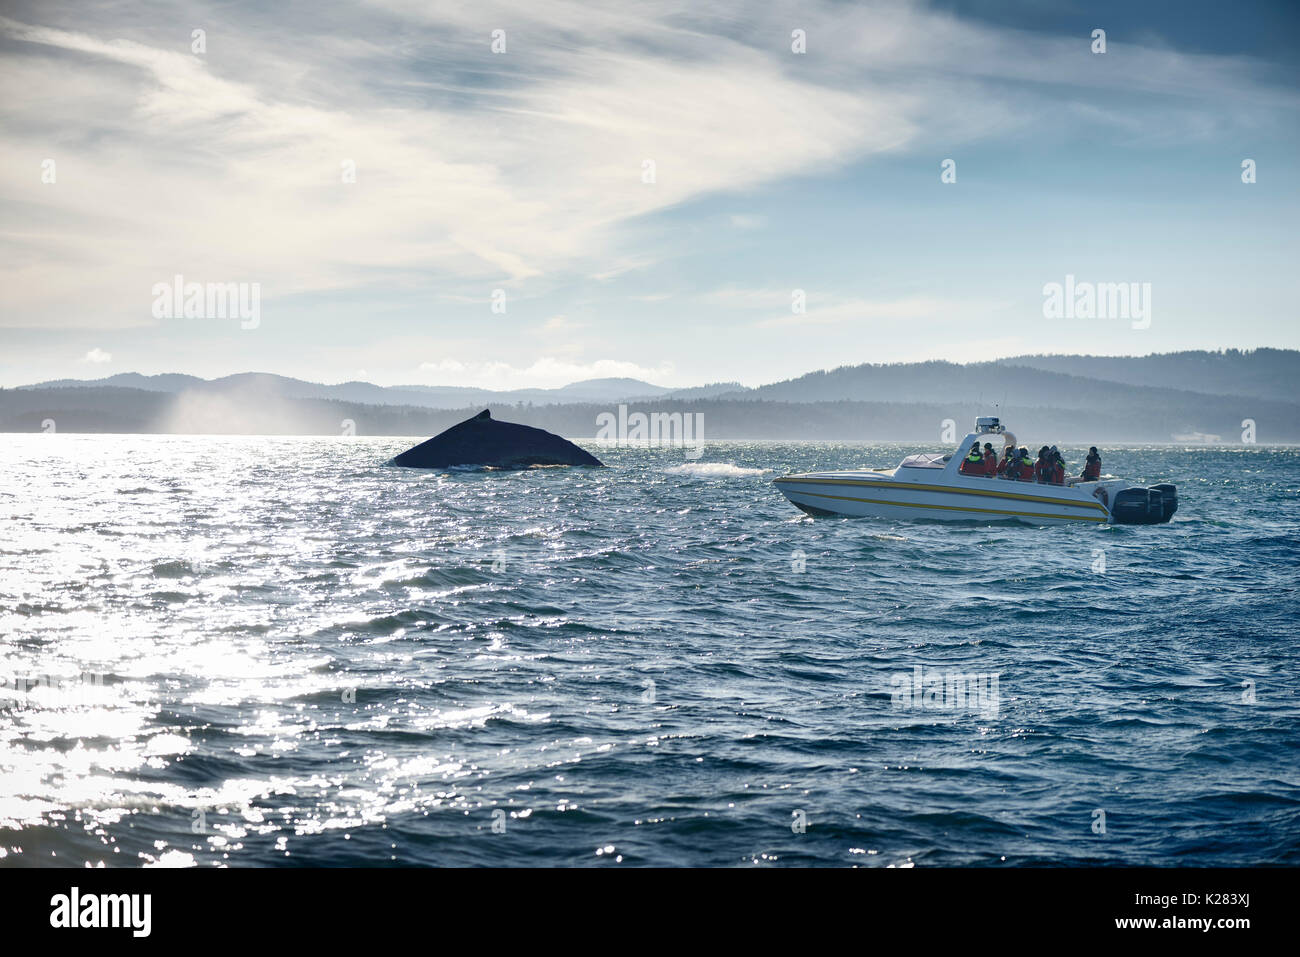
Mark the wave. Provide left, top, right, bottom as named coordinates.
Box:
left=663, top=463, right=772, bottom=478
left=8, top=439, right=1299, bottom=867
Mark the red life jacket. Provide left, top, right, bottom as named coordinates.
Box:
left=1083, top=457, right=1101, bottom=480
left=1035, top=459, right=1051, bottom=483
left=1051, top=463, right=1065, bottom=485
left=959, top=453, right=983, bottom=475
left=982, top=453, right=998, bottom=476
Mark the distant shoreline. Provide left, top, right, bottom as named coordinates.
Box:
left=5, top=349, right=1297, bottom=442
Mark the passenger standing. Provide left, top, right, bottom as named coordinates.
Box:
left=982, top=442, right=999, bottom=476
left=1082, top=447, right=1102, bottom=481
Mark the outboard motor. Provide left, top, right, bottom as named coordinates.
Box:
left=1111, top=487, right=1162, bottom=525
left=1110, top=485, right=1176, bottom=524
left=1150, top=483, right=1178, bottom=521
left=1146, top=488, right=1166, bottom=522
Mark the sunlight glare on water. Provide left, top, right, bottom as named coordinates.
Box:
left=1, top=434, right=1298, bottom=866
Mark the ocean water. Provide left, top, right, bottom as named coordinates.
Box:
left=1, top=435, right=1297, bottom=867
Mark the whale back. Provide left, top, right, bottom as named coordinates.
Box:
left=389, top=409, right=604, bottom=469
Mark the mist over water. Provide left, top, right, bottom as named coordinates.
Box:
left=1, top=435, right=1297, bottom=866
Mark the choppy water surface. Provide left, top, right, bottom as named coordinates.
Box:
left=1, top=435, right=1297, bottom=867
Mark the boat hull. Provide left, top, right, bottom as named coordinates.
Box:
left=773, top=473, right=1114, bottom=526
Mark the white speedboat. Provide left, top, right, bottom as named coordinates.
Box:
left=773, top=417, right=1177, bottom=526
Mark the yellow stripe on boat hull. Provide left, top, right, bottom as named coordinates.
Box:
left=781, top=488, right=1109, bottom=523
left=773, top=476, right=1109, bottom=516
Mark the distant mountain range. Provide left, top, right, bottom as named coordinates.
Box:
left=3, top=349, right=1296, bottom=442
left=721, top=348, right=1299, bottom=406
left=17, top=372, right=744, bottom=409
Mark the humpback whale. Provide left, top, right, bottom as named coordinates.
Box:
left=388, top=409, right=604, bottom=469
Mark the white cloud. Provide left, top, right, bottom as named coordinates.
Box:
left=757, top=295, right=977, bottom=328
left=1, top=0, right=1292, bottom=353
left=82, top=347, right=111, bottom=363
left=0, top=5, right=909, bottom=330
left=539, top=315, right=584, bottom=333
left=699, top=286, right=1009, bottom=328
left=417, top=356, right=673, bottom=389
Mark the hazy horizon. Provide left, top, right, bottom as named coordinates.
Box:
left=7, top=347, right=1297, bottom=441
left=6, top=345, right=1298, bottom=393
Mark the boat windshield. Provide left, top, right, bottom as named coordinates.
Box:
left=898, top=452, right=948, bottom=469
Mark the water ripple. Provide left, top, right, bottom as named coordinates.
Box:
left=0, top=436, right=1297, bottom=866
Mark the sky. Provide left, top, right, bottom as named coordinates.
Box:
left=1, top=0, right=1298, bottom=390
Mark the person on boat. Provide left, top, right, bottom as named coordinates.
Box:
left=959, top=442, right=984, bottom=475
left=1082, top=447, right=1102, bottom=481
left=1049, top=446, right=1066, bottom=485
left=997, top=445, right=1016, bottom=478
left=982, top=442, right=999, bottom=476
left=1035, top=447, right=1063, bottom=485
left=1017, top=448, right=1035, bottom=482
left=1034, top=446, right=1052, bottom=483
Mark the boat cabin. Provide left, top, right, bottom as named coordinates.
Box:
left=898, top=417, right=1017, bottom=478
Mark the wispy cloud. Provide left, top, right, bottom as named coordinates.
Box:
left=699, top=286, right=1011, bottom=329
left=756, top=295, right=995, bottom=328
left=0, top=3, right=913, bottom=329
left=539, top=315, right=584, bottom=333
left=417, top=355, right=672, bottom=389
left=2, top=0, right=1295, bottom=387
